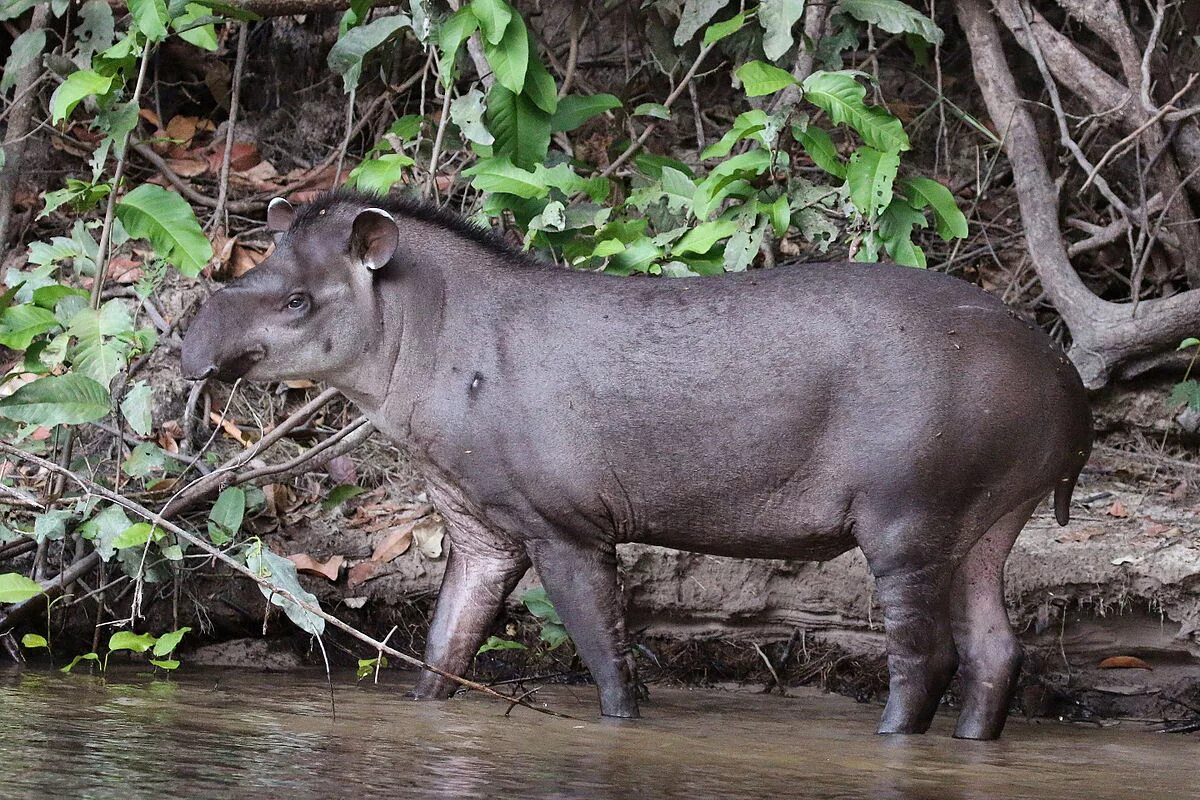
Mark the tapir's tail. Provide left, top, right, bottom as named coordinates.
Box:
left=1053, top=448, right=1090, bottom=526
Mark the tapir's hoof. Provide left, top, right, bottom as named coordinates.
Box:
left=876, top=720, right=933, bottom=736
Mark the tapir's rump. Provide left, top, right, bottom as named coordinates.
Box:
left=181, top=189, right=1093, bottom=740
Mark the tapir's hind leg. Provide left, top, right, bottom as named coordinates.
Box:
left=949, top=500, right=1036, bottom=740
left=859, top=517, right=959, bottom=735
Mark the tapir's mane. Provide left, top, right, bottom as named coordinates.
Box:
left=289, top=187, right=527, bottom=263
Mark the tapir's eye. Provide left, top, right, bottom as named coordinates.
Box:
left=285, top=293, right=309, bottom=312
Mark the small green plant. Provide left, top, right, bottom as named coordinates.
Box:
left=1169, top=338, right=1200, bottom=412
left=476, top=585, right=571, bottom=654
left=58, top=626, right=192, bottom=674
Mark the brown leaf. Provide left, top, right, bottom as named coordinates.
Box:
left=230, top=159, right=279, bottom=192
left=1141, top=520, right=1181, bottom=538
left=138, top=108, right=161, bottom=127
left=284, top=379, right=317, bottom=390
left=1106, top=501, right=1129, bottom=518
left=157, top=429, right=179, bottom=454
left=107, top=256, right=143, bottom=285
left=1098, top=655, right=1152, bottom=670
left=347, top=560, right=382, bottom=587
left=287, top=553, right=344, bottom=581
left=230, top=241, right=271, bottom=277
left=165, top=115, right=200, bottom=146
left=412, top=517, right=445, bottom=559
left=371, top=522, right=415, bottom=563
left=263, top=483, right=295, bottom=517
left=209, top=411, right=250, bottom=446
left=165, top=156, right=209, bottom=178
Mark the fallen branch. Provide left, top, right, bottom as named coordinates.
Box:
left=0, top=441, right=569, bottom=720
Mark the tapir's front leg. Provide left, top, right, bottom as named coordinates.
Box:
left=409, top=523, right=530, bottom=700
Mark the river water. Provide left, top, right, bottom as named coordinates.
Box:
left=0, top=667, right=1195, bottom=799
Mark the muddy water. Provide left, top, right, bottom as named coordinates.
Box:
left=0, top=668, right=1195, bottom=800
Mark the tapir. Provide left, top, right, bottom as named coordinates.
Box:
left=181, top=189, right=1092, bottom=739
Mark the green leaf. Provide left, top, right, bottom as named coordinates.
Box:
left=703, top=11, right=746, bottom=46
left=61, top=652, right=99, bottom=673
left=701, top=109, right=771, bottom=159
left=723, top=217, right=766, bottom=272
left=49, top=70, right=114, bottom=124
left=21, top=633, right=49, bottom=649
left=521, top=586, right=562, bottom=624
left=899, top=176, right=967, bottom=240
left=449, top=87, right=494, bottom=146
left=692, top=149, right=773, bottom=218
left=793, top=124, right=846, bottom=178
left=108, top=630, right=157, bottom=653
left=484, top=86, right=551, bottom=170
left=149, top=658, right=180, bottom=670
left=128, top=0, right=169, bottom=42
left=632, top=102, right=671, bottom=120
left=846, top=146, right=899, bottom=220
left=470, top=0, right=511, bottom=45
left=674, top=0, right=728, bottom=45
left=767, top=194, right=791, bottom=236
left=463, top=157, right=547, bottom=199
left=207, top=486, right=245, bottom=545
left=539, top=621, right=570, bottom=649
left=67, top=299, right=134, bottom=387
left=327, top=12, right=412, bottom=92
left=74, top=1, right=116, bottom=69
left=34, top=510, right=70, bottom=543
left=760, top=0, right=805, bottom=60
left=1, top=28, right=46, bottom=94
left=112, top=522, right=158, bottom=549
left=173, top=2, right=219, bottom=51
left=0, top=572, right=43, bottom=603
left=1179, top=338, right=1200, bottom=350
left=122, top=441, right=166, bottom=478
left=119, top=380, right=153, bottom=436
left=346, top=153, right=415, bottom=194
left=322, top=484, right=367, bottom=511
left=878, top=198, right=928, bottom=268
left=551, top=93, right=621, bottom=133
left=483, top=7, right=527, bottom=93
left=836, top=0, right=943, bottom=46
left=522, top=55, right=558, bottom=115
left=477, top=635, right=527, bottom=654
left=245, top=540, right=325, bottom=636
left=115, top=184, right=212, bottom=276
left=801, top=70, right=909, bottom=153
left=0, top=374, right=110, bottom=427
left=0, top=304, right=59, bottom=350
left=152, top=626, right=191, bottom=657
left=735, top=60, right=797, bottom=97
left=1169, top=379, right=1200, bottom=412
left=80, top=504, right=133, bottom=561
left=674, top=220, right=738, bottom=255
left=437, top=6, right=479, bottom=85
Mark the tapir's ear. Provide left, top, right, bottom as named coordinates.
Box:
left=351, top=208, right=399, bottom=271
left=266, top=197, right=294, bottom=232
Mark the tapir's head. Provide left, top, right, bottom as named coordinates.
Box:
left=181, top=193, right=400, bottom=384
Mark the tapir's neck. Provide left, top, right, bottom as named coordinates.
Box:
left=330, top=222, right=508, bottom=435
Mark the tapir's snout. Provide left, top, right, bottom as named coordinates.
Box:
left=181, top=290, right=266, bottom=382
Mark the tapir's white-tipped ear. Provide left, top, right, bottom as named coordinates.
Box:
left=266, top=197, right=295, bottom=232
left=351, top=207, right=399, bottom=271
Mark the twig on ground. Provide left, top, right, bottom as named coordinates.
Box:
left=210, top=21, right=251, bottom=232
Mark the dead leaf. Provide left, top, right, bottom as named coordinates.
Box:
left=1141, top=519, right=1181, bottom=538
left=165, top=157, right=209, bottom=178
left=209, top=411, right=250, bottom=446
left=107, top=256, right=143, bottom=284
left=145, top=478, right=179, bottom=495
left=287, top=553, right=344, bottom=581
left=284, top=379, right=317, bottom=390
left=1098, top=655, right=1152, bottom=670
left=1106, top=501, right=1129, bottom=518
left=327, top=455, right=356, bottom=485
left=230, top=241, right=271, bottom=277
left=371, top=522, right=415, bottom=563
left=412, top=516, right=445, bottom=559
left=230, top=159, right=279, bottom=192
left=165, top=115, right=206, bottom=146
left=347, top=561, right=382, bottom=587
left=263, top=483, right=294, bottom=517
left=30, top=426, right=51, bottom=441
left=1056, top=526, right=1104, bottom=543
left=138, top=108, right=161, bottom=127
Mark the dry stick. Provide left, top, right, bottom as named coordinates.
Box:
left=210, top=21, right=250, bottom=232
left=334, top=87, right=357, bottom=184
left=592, top=40, right=718, bottom=184
left=425, top=82, right=454, bottom=200
left=130, top=142, right=259, bottom=213
left=0, top=3, right=50, bottom=248
left=1083, top=74, right=1198, bottom=194
left=0, top=442, right=572, bottom=720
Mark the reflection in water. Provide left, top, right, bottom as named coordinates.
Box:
left=0, top=667, right=1195, bottom=799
